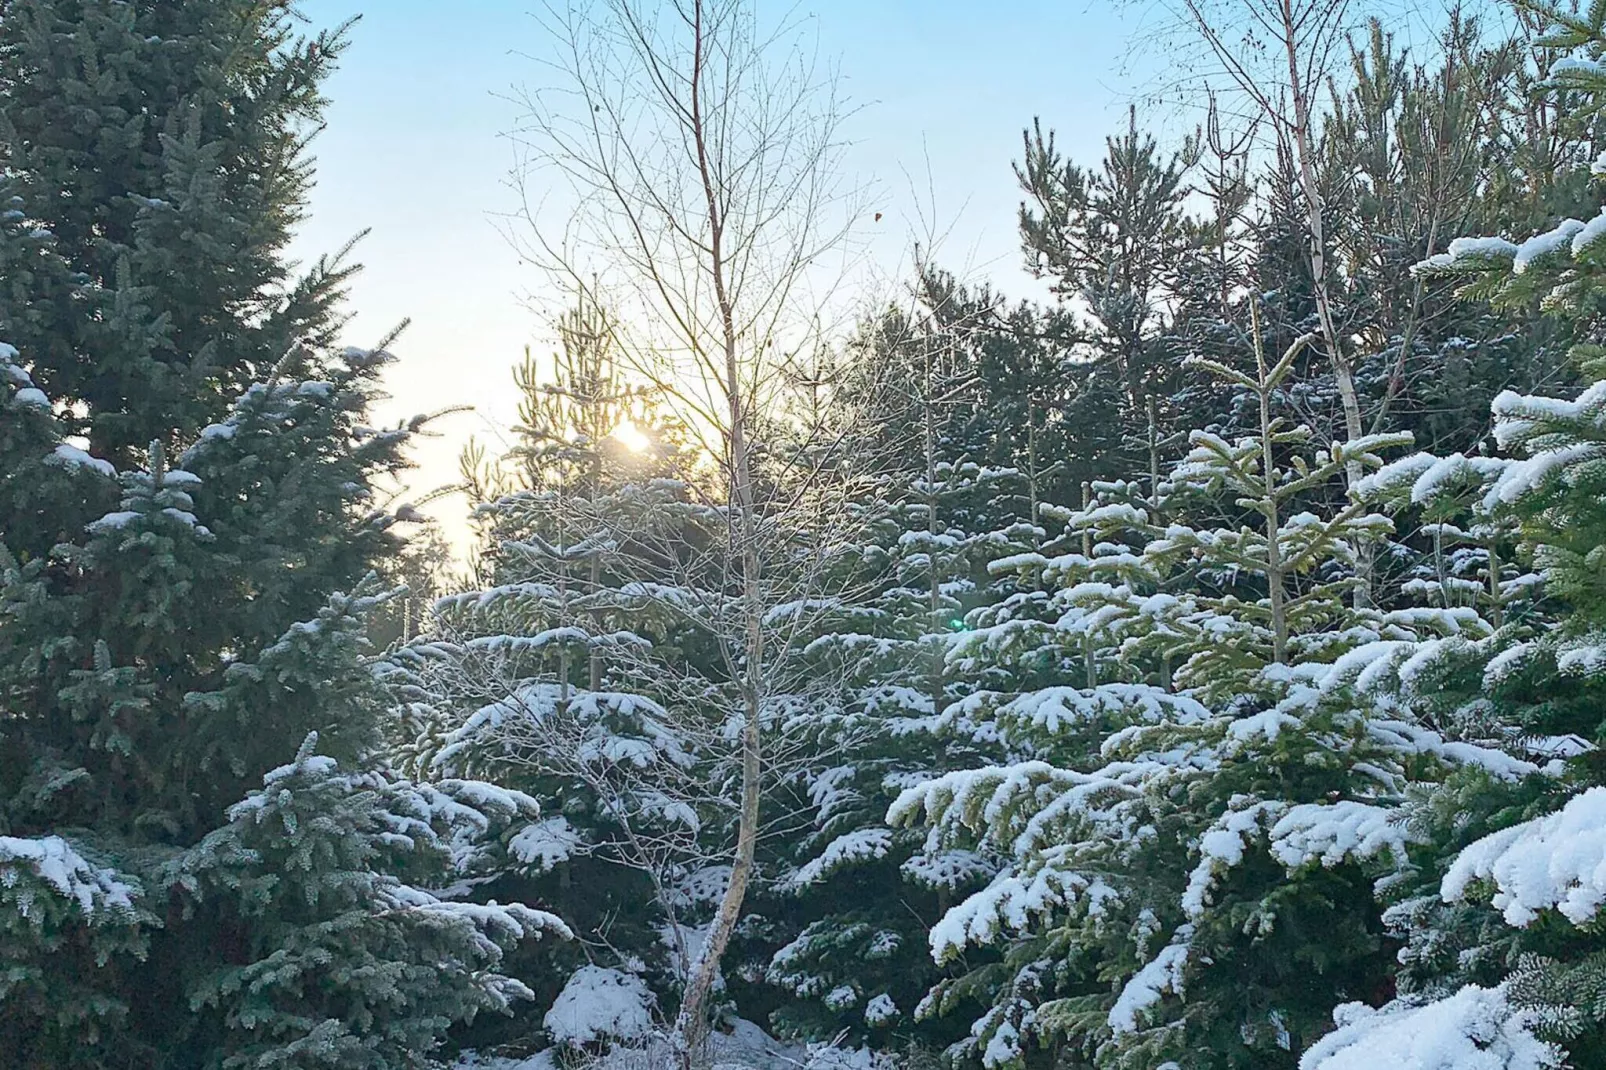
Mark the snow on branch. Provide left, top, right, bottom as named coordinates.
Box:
left=1298, top=984, right=1559, bottom=1070
left=930, top=865, right=1119, bottom=963
left=1183, top=800, right=1416, bottom=921
left=1107, top=924, right=1194, bottom=1034
left=787, top=827, right=894, bottom=887
left=1442, top=786, right=1606, bottom=927
left=0, top=835, right=140, bottom=919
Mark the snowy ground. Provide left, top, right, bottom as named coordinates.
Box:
left=453, top=1017, right=887, bottom=1070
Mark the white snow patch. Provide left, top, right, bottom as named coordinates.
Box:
left=931, top=866, right=1119, bottom=962
left=1299, top=984, right=1559, bottom=1070
left=509, top=817, right=581, bottom=871
left=0, top=835, right=138, bottom=917
left=790, top=828, right=893, bottom=886
left=1573, top=207, right=1606, bottom=258
left=47, top=443, right=116, bottom=478
left=1514, top=218, right=1585, bottom=273
left=543, top=965, right=654, bottom=1046
left=85, top=510, right=141, bottom=533
left=1442, top=786, right=1606, bottom=926
left=1108, top=924, right=1194, bottom=1034
left=1268, top=801, right=1415, bottom=871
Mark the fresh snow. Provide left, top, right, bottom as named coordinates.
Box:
left=900, top=848, right=996, bottom=891
left=509, top=817, right=581, bottom=871
left=1299, top=984, right=1559, bottom=1070
left=437, top=684, right=694, bottom=772
left=824, top=984, right=858, bottom=1009
left=1184, top=803, right=1282, bottom=919
left=1572, top=206, right=1606, bottom=257
left=1107, top=924, right=1194, bottom=1034
left=543, top=965, right=654, bottom=1045
left=85, top=510, right=142, bottom=533
left=1442, top=786, right=1606, bottom=926
left=789, top=827, right=894, bottom=886
left=47, top=443, right=116, bottom=478
left=995, top=684, right=1210, bottom=734
left=864, top=992, right=897, bottom=1026
left=0, top=835, right=139, bottom=917
left=930, top=866, right=1119, bottom=962
left=668, top=865, right=730, bottom=907
left=1268, top=801, right=1416, bottom=871
left=1550, top=55, right=1606, bottom=79
left=1419, top=235, right=1519, bottom=271
left=1513, top=218, right=1585, bottom=273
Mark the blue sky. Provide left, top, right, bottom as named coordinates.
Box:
left=288, top=0, right=1161, bottom=535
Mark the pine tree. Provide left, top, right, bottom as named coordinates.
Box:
left=1016, top=110, right=1195, bottom=488
left=1318, top=13, right=1578, bottom=459
left=1017, top=109, right=1188, bottom=417
left=1, top=335, right=567, bottom=1069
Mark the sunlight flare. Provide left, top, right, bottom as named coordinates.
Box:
left=611, top=420, right=651, bottom=453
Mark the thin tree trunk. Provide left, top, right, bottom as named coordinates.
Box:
left=557, top=489, right=573, bottom=707
left=588, top=549, right=604, bottom=692
left=925, top=340, right=946, bottom=714
left=674, top=2, right=763, bottom=1057
left=1277, top=0, right=1360, bottom=450
left=516, top=1, right=852, bottom=1054
left=1486, top=535, right=1504, bottom=632
left=1027, top=399, right=1040, bottom=542
left=1146, top=395, right=1162, bottom=507
left=1147, top=396, right=1173, bottom=691
left=1253, top=309, right=1288, bottom=664
left=1275, top=0, right=1369, bottom=608
left=1081, top=480, right=1097, bottom=688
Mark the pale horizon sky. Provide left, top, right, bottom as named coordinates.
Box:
left=286, top=0, right=1177, bottom=546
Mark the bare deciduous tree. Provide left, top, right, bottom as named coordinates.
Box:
left=1177, top=0, right=1362, bottom=454
left=500, top=0, right=870, bottom=1060
left=1170, top=0, right=1424, bottom=608
left=1168, top=1, right=1528, bottom=605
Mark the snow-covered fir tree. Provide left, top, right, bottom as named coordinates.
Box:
left=887, top=312, right=1532, bottom=1068
left=1304, top=9, right=1606, bottom=1065
left=762, top=464, right=1029, bottom=1043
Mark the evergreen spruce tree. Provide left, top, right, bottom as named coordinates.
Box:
left=0, top=343, right=153, bottom=1065
left=0, top=6, right=563, bottom=1066
left=0, top=0, right=352, bottom=463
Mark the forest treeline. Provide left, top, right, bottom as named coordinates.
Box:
left=6, top=1, right=1606, bottom=1069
